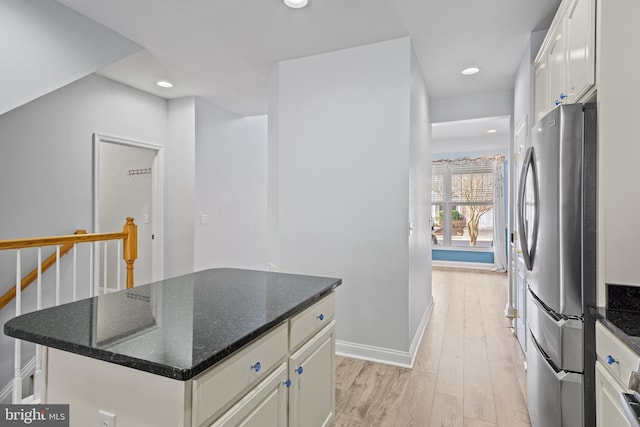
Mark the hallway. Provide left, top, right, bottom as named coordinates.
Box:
left=334, top=267, right=530, bottom=426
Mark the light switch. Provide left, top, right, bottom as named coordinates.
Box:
left=201, top=214, right=209, bottom=225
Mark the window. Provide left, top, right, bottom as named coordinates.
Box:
left=431, top=156, right=501, bottom=248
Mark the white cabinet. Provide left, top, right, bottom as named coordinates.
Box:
left=206, top=293, right=337, bottom=427
left=211, top=363, right=288, bottom=427
left=566, top=0, right=596, bottom=102
left=547, top=17, right=567, bottom=111
left=534, top=0, right=596, bottom=120
left=193, top=322, right=289, bottom=426
left=595, top=362, right=631, bottom=427
left=595, top=322, right=640, bottom=427
left=534, top=58, right=550, bottom=123
left=46, top=292, right=337, bottom=427
left=289, top=322, right=336, bottom=427
left=289, top=292, right=335, bottom=351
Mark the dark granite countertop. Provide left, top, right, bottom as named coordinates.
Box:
left=592, top=284, right=640, bottom=355
left=4, top=268, right=341, bottom=381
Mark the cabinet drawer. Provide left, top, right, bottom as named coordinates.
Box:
left=596, top=322, right=640, bottom=388
left=289, top=292, right=335, bottom=351
left=193, top=322, right=288, bottom=426
left=210, top=362, right=288, bottom=427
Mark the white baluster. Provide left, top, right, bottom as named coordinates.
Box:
left=72, top=243, right=77, bottom=301
left=37, top=248, right=42, bottom=309
left=103, top=241, right=108, bottom=294
left=34, top=248, right=42, bottom=402
left=55, top=245, right=60, bottom=306
left=90, top=243, right=95, bottom=297
left=117, top=240, right=122, bottom=290
left=13, top=250, right=22, bottom=403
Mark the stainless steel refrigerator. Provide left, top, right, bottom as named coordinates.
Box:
left=517, top=103, right=597, bottom=427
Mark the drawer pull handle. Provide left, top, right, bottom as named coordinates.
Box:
left=284, top=379, right=292, bottom=388
left=295, top=366, right=304, bottom=375
left=252, top=362, right=262, bottom=372
left=607, top=355, right=619, bottom=365
left=318, top=313, right=325, bottom=321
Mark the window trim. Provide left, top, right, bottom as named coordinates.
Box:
left=432, top=156, right=498, bottom=249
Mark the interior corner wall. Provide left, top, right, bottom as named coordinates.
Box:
left=194, top=98, right=268, bottom=271
left=0, top=0, right=141, bottom=116
left=408, top=46, right=433, bottom=346
left=165, top=97, right=196, bottom=279
left=267, top=64, right=281, bottom=270
left=269, top=37, right=414, bottom=361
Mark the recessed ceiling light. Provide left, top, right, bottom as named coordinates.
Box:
left=284, top=0, right=308, bottom=8
left=461, top=67, right=480, bottom=76
left=487, top=129, right=497, bottom=133
left=156, top=81, right=173, bottom=88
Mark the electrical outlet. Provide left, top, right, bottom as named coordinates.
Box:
left=98, top=410, right=116, bottom=427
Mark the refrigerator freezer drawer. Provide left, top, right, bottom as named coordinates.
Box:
left=528, top=287, right=583, bottom=372
left=527, top=329, right=583, bottom=427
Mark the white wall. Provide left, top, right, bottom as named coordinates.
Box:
left=408, top=48, right=433, bottom=345
left=431, top=90, right=514, bottom=123
left=0, top=0, right=140, bottom=116
left=0, top=73, right=168, bottom=396
left=432, top=135, right=510, bottom=156
left=165, top=98, right=196, bottom=278
left=269, top=37, right=431, bottom=365
left=194, top=98, right=268, bottom=271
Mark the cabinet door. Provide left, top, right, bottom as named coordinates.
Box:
left=595, top=362, right=632, bottom=427
left=210, top=363, right=288, bottom=427
left=289, top=321, right=335, bottom=427
left=547, top=18, right=567, bottom=110
left=534, top=59, right=550, bottom=122
left=566, top=0, right=596, bottom=102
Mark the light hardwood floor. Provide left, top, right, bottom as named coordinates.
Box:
left=334, top=267, right=530, bottom=427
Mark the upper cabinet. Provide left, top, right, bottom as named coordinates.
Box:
left=534, top=0, right=596, bottom=121
left=566, top=0, right=596, bottom=102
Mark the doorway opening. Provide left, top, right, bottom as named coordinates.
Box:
left=93, top=134, right=164, bottom=287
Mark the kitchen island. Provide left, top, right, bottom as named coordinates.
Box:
left=4, top=268, right=341, bottom=427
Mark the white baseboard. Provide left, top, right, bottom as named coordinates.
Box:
left=336, top=300, right=434, bottom=369
left=407, top=299, right=433, bottom=367
left=432, top=260, right=494, bottom=270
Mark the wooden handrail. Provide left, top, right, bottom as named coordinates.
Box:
left=0, top=231, right=128, bottom=250
left=0, top=217, right=138, bottom=310
left=0, top=230, right=87, bottom=310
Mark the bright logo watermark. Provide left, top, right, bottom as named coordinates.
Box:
left=0, top=405, right=68, bottom=426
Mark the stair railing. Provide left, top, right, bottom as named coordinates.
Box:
left=0, top=217, right=137, bottom=404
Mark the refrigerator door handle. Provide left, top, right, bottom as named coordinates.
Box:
left=517, top=146, right=540, bottom=271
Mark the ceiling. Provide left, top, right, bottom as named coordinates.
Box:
left=55, top=0, right=560, bottom=117
left=431, top=116, right=510, bottom=154
left=432, top=116, right=510, bottom=140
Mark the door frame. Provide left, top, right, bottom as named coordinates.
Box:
left=93, top=133, right=165, bottom=284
